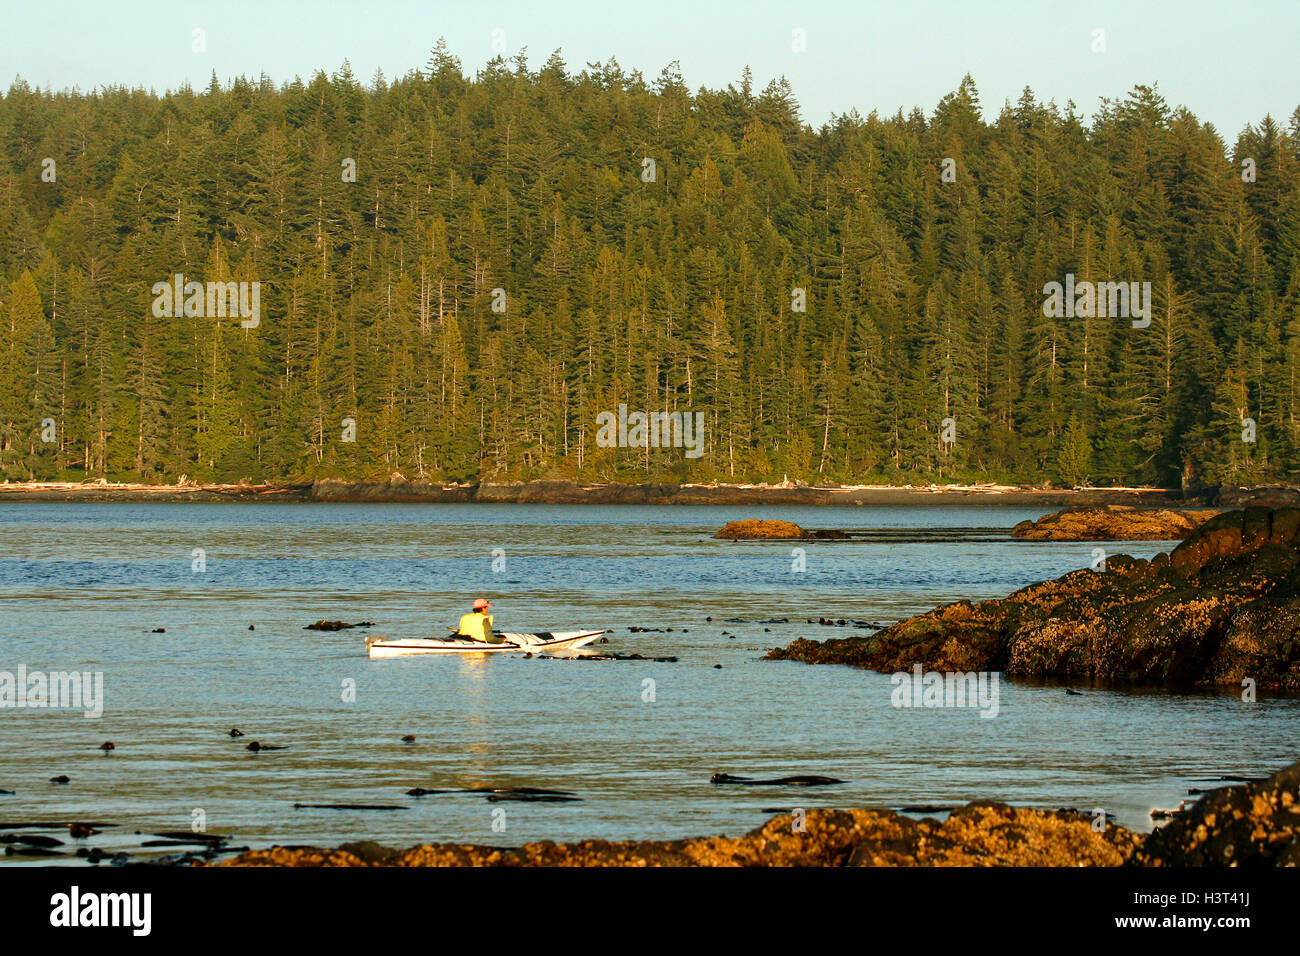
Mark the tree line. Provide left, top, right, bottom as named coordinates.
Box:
left=2, top=41, right=1298, bottom=490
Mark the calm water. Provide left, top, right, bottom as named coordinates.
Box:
left=1, top=502, right=1296, bottom=865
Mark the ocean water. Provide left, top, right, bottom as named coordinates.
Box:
left=0, top=502, right=1295, bottom=865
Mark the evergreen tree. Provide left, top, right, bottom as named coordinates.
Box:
left=1058, top=415, right=1092, bottom=487
left=0, top=64, right=1294, bottom=488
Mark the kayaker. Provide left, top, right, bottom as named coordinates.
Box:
left=457, top=598, right=501, bottom=644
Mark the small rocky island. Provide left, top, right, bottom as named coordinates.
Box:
left=767, top=507, right=1300, bottom=691
left=1011, top=505, right=1221, bottom=540
left=713, top=519, right=848, bottom=540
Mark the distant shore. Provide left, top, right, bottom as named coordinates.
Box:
left=0, top=478, right=1204, bottom=507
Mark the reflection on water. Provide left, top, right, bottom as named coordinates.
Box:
left=0, top=502, right=1296, bottom=865
left=458, top=654, right=496, bottom=783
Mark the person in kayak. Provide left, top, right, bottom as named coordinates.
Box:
left=458, top=598, right=501, bottom=644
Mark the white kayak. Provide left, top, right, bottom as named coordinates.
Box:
left=366, top=630, right=608, bottom=658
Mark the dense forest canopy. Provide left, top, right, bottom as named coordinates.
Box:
left=2, top=42, right=1299, bottom=489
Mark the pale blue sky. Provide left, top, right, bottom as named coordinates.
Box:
left=4, top=0, right=1297, bottom=136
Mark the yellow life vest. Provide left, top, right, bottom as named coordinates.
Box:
left=458, top=611, right=496, bottom=643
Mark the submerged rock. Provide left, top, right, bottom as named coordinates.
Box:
left=485, top=793, right=580, bottom=803
left=1011, top=505, right=1221, bottom=540
left=710, top=773, right=844, bottom=786
left=766, top=507, right=1300, bottom=691
left=403, top=785, right=576, bottom=800
left=550, top=652, right=679, bottom=662
left=4, top=846, right=64, bottom=858
left=152, top=830, right=226, bottom=844
left=5, top=834, right=64, bottom=848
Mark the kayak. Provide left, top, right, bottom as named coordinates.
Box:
left=366, top=630, right=608, bottom=658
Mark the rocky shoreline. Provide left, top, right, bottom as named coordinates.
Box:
left=0, top=478, right=1194, bottom=506
left=767, top=507, right=1300, bottom=692
left=2, top=478, right=1295, bottom=508
left=1010, top=505, right=1223, bottom=540
left=216, top=758, right=1299, bottom=866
